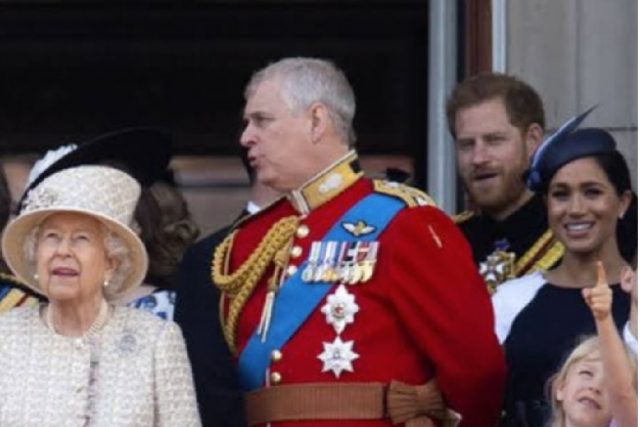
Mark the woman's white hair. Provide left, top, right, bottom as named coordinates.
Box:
left=23, top=221, right=132, bottom=301
left=245, top=57, right=357, bottom=146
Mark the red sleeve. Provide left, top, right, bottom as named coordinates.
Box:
left=383, top=206, right=506, bottom=427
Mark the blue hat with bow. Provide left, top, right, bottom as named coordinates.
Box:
left=525, top=106, right=616, bottom=192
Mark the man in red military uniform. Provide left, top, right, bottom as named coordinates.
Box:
left=213, top=57, right=506, bottom=427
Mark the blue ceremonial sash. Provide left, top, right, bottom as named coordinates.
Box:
left=238, top=193, right=404, bottom=390
left=0, top=285, right=10, bottom=301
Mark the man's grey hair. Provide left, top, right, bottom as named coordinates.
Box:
left=24, top=222, right=133, bottom=301
left=245, top=57, right=357, bottom=146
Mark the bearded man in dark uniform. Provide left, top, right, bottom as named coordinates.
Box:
left=446, top=74, right=563, bottom=292
left=212, top=57, right=505, bottom=427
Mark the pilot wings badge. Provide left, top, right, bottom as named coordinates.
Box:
left=342, top=220, right=376, bottom=237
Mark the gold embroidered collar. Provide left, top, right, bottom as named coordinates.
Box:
left=288, top=150, right=363, bottom=215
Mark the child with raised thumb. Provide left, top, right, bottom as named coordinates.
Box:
left=547, top=261, right=636, bottom=427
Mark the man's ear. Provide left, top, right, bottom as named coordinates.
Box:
left=524, top=123, right=544, bottom=159
left=309, top=102, right=330, bottom=143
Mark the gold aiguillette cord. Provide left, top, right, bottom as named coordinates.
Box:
left=256, top=243, right=292, bottom=342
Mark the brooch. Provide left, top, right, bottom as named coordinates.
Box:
left=116, top=330, right=140, bottom=355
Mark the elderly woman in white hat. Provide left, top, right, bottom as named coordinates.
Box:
left=0, top=165, right=201, bottom=426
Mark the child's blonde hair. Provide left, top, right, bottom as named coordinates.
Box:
left=547, top=335, right=638, bottom=427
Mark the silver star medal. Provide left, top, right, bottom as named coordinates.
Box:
left=320, top=284, right=359, bottom=334
left=317, top=336, right=359, bottom=378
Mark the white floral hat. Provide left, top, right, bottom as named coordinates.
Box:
left=2, top=165, right=148, bottom=298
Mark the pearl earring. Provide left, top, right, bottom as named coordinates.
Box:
left=103, top=278, right=109, bottom=288
left=33, top=273, right=39, bottom=280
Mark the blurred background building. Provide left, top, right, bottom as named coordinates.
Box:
left=0, top=0, right=635, bottom=236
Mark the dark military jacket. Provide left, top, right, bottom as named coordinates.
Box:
left=455, top=194, right=563, bottom=291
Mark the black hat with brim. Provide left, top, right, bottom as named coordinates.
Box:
left=17, top=127, right=172, bottom=211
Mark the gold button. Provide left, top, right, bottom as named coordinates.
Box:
left=286, top=265, right=298, bottom=276
left=290, top=246, right=303, bottom=258
left=270, top=371, right=282, bottom=384
left=296, top=225, right=310, bottom=238
left=271, top=349, right=283, bottom=362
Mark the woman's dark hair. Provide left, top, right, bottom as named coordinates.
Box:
left=0, top=166, right=12, bottom=274
left=590, top=151, right=636, bottom=264
left=0, top=166, right=11, bottom=230
left=135, top=178, right=199, bottom=289
left=618, top=191, right=637, bottom=265
left=592, top=151, right=633, bottom=196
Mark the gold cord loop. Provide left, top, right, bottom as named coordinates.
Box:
left=212, top=215, right=300, bottom=353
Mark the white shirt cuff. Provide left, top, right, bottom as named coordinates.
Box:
left=623, top=321, right=637, bottom=355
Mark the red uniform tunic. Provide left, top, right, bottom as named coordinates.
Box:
left=218, top=154, right=505, bottom=427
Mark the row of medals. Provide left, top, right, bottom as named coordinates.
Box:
left=301, top=240, right=379, bottom=285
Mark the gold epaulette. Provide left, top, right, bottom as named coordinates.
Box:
left=515, top=229, right=565, bottom=276
left=452, top=210, right=475, bottom=224
left=373, top=180, right=436, bottom=208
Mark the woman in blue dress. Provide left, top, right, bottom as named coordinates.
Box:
left=124, top=177, right=199, bottom=320
left=493, top=113, right=635, bottom=427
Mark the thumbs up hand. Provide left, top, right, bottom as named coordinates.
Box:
left=582, top=261, right=613, bottom=321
